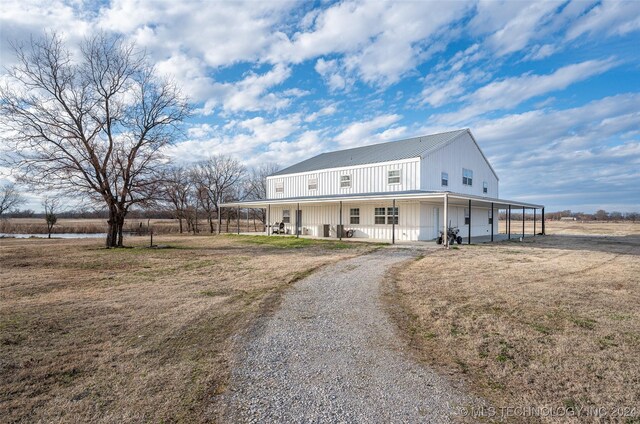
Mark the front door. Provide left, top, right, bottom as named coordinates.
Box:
left=433, top=207, right=440, bottom=239
left=296, top=210, right=302, bottom=234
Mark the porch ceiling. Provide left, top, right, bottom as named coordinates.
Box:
left=220, top=191, right=543, bottom=209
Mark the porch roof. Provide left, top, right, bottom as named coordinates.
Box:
left=220, top=190, right=544, bottom=209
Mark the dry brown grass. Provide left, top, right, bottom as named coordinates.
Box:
left=387, top=224, right=640, bottom=422
left=0, top=234, right=375, bottom=423
left=496, top=219, right=640, bottom=237
left=0, top=217, right=267, bottom=235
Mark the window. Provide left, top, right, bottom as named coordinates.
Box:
left=374, top=206, right=398, bottom=224
left=308, top=178, right=318, bottom=191
left=350, top=208, right=360, bottom=224
left=340, top=174, right=351, bottom=188
left=388, top=169, right=401, bottom=184
left=282, top=210, right=290, bottom=223
left=374, top=207, right=386, bottom=224
left=483, top=181, right=488, bottom=194
left=488, top=209, right=493, bottom=225
left=463, top=168, right=473, bottom=186
left=387, top=207, right=399, bottom=225
left=441, top=172, right=448, bottom=187
left=275, top=181, right=284, bottom=193
left=464, top=208, right=470, bottom=225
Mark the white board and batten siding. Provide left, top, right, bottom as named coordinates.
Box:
left=268, top=202, right=494, bottom=241
left=421, top=132, right=499, bottom=198
left=268, top=201, right=423, bottom=241
left=266, top=158, right=421, bottom=199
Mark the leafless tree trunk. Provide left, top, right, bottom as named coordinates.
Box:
left=0, top=33, right=189, bottom=247
left=43, top=197, right=59, bottom=238
left=246, top=163, right=279, bottom=225
left=0, top=184, right=24, bottom=218
left=162, top=167, right=192, bottom=234
left=193, top=155, right=246, bottom=227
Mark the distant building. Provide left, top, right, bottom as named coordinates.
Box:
left=222, top=129, right=544, bottom=242
left=560, top=217, right=577, bottom=221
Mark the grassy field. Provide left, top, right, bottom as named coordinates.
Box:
left=0, top=217, right=266, bottom=235
left=387, top=222, right=640, bottom=422
left=0, top=234, right=376, bottom=422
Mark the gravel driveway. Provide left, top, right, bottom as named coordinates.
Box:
left=218, top=248, right=474, bottom=423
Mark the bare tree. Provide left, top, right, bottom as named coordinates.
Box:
left=0, top=32, right=189, bottom=247
left=43, top=197, right=59, bottom=238
left=162, top=167, right=192, bottom=233
left=245, top=163, right=279, bottom=227
left=0, top=184, right=24, bottom=217
left=193, top=155, right=246, bottom=233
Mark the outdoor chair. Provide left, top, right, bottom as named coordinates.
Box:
left=272, top=222, right=285, bottom=234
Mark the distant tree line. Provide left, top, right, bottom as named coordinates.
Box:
left=497, top=209, right=639, bottom=222
left=544, top=209, right=639, bottom=222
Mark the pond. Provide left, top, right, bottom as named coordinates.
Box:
left=0, top=233, right=108, bottom=239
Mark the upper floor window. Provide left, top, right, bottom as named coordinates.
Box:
left=388, top=169, right=401, bottom=185
left=483, top=181, right=488, bottom=194
left=340, top=174, right=351, bottom=188
left=350, top=208, right=360, bottom=224
left=441, top=172, right=448, bottom=187
left=282, top=209, right=290, bottom=223
left=463, top=168, right=473, bottom=186
left=275, top=181, right=284, bottom=193
left=308, top=178, right=318, bottom=191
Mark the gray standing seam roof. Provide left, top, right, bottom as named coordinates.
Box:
left=271, top=128, right=469, bottom=176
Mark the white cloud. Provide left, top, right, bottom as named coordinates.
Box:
left=486, top=1, right=560, bottom=56
left=421, top=73, right=469, bottom=108
left=334, top=114, right=404, bottom=147
left=433, top=58, right=618, bottom=123
left=275, top=1, right=471, bottom=88
left=315, top=58, right=351, bottom=92
left=467, top=93, right=640, bottom=209
left=99, top=0, right=294, bottom=68
left=566, top=0, right=640, bottom=41
left=304, top=104, right=338, bottom=122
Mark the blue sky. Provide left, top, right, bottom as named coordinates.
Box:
left=1, top=0, right=639, bottom=212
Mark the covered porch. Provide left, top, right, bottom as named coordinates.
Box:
left=219, top=191, right=544, bottom=245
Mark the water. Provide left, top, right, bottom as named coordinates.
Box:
left=0, top=233, right=108, bottom=239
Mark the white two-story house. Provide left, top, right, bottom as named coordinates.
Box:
left=221, top=129, right=544, bottom=243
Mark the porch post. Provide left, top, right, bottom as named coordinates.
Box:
left=392, top=199, right=396, bottom=244
left=237, top=207, right=240, bottom=234
left=296, top=203, right=299, bottom=238
left=339, top=201, right=343, bottom=240
left=468, top=199, right=471, bottom=244
left=522, top=207, right=525, bottom=239
left=443, top=193, right=449, bottom=248
left=542, top=207, right=545, bottom=235
left=267, top=204, right=271, bottom=236
left=534, top=208, right=537, bottom=236
left=508, top=205, right=511, bottom=240
left=491, top=202, right=494, bottom=242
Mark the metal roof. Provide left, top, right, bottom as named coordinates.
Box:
left=271, top=128, right=469, bottom=176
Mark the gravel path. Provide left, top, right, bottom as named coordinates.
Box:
left=219, top=248, right=474, bottom=423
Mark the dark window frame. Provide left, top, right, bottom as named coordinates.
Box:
left=350, top=208, right=360, bottom=224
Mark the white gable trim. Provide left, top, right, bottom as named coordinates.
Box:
left=422, top=129, right=499, bottom=181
